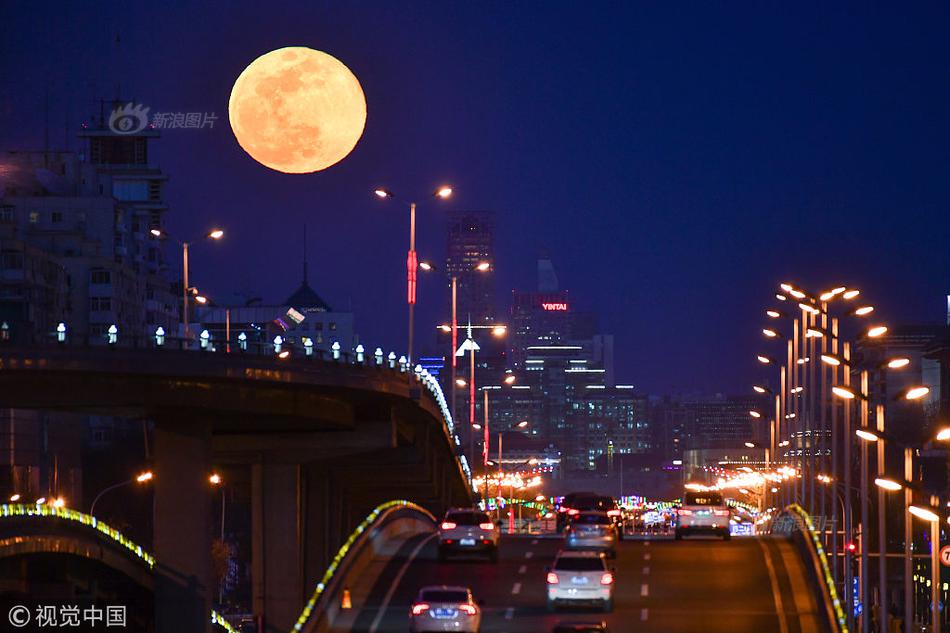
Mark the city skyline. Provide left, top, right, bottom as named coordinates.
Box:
left=4, top=3, right=950, bottom=395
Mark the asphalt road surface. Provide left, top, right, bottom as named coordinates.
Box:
left=344, top=533, right=829, bottom=633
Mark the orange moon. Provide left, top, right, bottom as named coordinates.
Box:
left=228, top=47, right=367, bottom=174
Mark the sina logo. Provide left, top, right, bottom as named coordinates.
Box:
left=108, top=102, right=150, bottom=135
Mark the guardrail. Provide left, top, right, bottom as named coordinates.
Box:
left=771, top=503, right=849, bottom=633
left=293, top=499, right=436, bottom=633
left=0, top=503, right=238, bottom=633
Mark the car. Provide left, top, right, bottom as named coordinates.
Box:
left=409, top=586, right=481, bottom=633
left=552, top=622, right=610, bottom=633
left=546, top=550, right=614, bottom=612
left=438, top=508, right=499, bottom=562
left=564, top=511, right=617, bottom=557
left=675, top=489, right=731, bottom=540
left=557, top=493, right=624, bottom=539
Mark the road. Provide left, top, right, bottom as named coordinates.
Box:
left=344, top=533, right=828, bottom=633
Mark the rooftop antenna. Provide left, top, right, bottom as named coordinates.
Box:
left=302, top=223, right=309, bottom=284
left=43, top=88, right=50, bottom=166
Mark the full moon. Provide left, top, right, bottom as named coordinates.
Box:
left=228, top=47, right=367, bottom=174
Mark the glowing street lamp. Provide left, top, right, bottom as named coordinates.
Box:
left=757, top=355, right=773, bottom=364
left=90, top=469, right=155, bottom=515
left=886, top=357, right=910, bottom=369
left=820, top=354, right=841, bottom=366
left=373, top=185, right=452, bottom=365
left=749, top=410, right=762, bottom=419
left=935, top=428, right=950, bottom=442
left=209, top=473, right=222, bottom=486
left=855, top=429, right=880, bottom=442
left=909, top=505, right=939, bottom=523
left=867, top=325, right=888, bottom=338
left=832, top=385, right=857, bottom=400
left=874, top=478, right=903, bottom=492
left=752, top=385, right=771, bottom=394
left=902, top=386, right=930, bottom=401
left=852, top=306, right=875, bottom=316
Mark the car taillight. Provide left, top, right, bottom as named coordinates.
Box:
left=558, top=506, right=569, bottom=513
left=714, top=510, right=730, bottom=516
left=607, top=509, right=621, bottom=517
left=600, top=572, right=614, bottom=585
left=678, top=509, right=692, bottom=516
left=458, top=604, right=477, bottom=615
left=479, top=522, right=495, bottom=530
left=546, top=572, right=559, bottom=584
left=411, top=603, right=430, bottom=616
left=440, top=521, right=457, bottom=530
left=568, top=509, right=580, bottom=516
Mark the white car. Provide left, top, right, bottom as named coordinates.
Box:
left=409, top=586, right=481, bottom=633
left=438, top=508, right=499, bottom=562
left=546, top=550, right=614, bottom=612
left=565, top=511, right=617, bottom=557
left=675, top=490, right=731, bottom=540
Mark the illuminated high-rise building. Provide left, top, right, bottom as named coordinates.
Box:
left=445, top=211, right=495, bottom=325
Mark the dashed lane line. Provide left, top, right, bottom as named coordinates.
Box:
left=641, top=583, right=649, bottom=597
left=511, top=582, right=522, bottom=595
left=518, top=564, right=527, bottom=574
left=641, top=608, right=649, bottom=621
left=368, top=533, right=436, bottom=633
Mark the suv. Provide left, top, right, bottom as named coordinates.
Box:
left=438, top=508, right=499, bottom=562
left=557, top=493, right=623, bottom=539
left=546, top=550, right=614, bottom=612
left=564, top=511, right=617, bottom=557
left=675, top=490, right=731, bottom=540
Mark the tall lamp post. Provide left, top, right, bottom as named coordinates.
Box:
left=150, top=228, right=224, bottom=345
left=374, top=186, right=453, bottom=365
left=435, top=261, right=492, bottom=433
left=453, top=321, right=507, bottom=467
left=90, top=470, right=153, bottom=516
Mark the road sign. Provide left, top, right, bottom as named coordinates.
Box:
left=940, top=545, right=950, bottom=567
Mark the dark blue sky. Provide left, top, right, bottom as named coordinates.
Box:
left=2, top=2, right=949, bottom=394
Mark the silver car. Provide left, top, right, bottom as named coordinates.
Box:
left=409, top=586, right=481, bottom=633
left=675, top=490, right=731, bottom=540
left=438, top=508, right=499, bottom=562
left=546, top=550, right=614, bottom=612
left=565, top=511, right=617, bottom=557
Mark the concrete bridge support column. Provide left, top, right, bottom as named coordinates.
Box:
left=153, top=414, right=213, bottom=633
left=252, top=461, right=305, bottom=633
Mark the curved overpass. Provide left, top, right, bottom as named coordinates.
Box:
left=0, top=345, right=474, bottom=633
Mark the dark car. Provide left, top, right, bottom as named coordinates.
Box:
left=556, top=493, right=623, bottom=538
left=552, top=622, right=609, bottom=633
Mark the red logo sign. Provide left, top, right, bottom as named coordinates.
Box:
left=541, top=302, right=568, bottom=311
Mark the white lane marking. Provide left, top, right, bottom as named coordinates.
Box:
left=641, top=608, right=649, bottom=621
left=644, top=539, right=650, bottom=546
left=368, top=533, right=436, bottom=633
left=525, top=551, right=533, bottom=559
left=504, top=607, right=514, bottom=620
left=758, top=538, right=790, bottom=633
left=643, top=552, right=651, bottom=561
left=531, top=539, right=539, bottom=545
left=643, top=566, right=650, bottom=575
left=518, top=564, right=527, bottom=574
left=511, top=582, right=522, bottom=595
left=640, top=583, right=649, bottom=597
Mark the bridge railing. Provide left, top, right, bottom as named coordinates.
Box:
left=293, top=499, right=436, bottom=633
left=771, top=503, right=849, bottom=633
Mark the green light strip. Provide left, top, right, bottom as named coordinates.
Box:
left=784, top=504, right=849, bottom=633
left=292, top=499, right=434, bottom=632
left=0, top=503, right=238, bottom=633
left=0, top=503, right=155, bottom=567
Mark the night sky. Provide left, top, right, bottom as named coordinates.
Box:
left=2, top=2, right=949, bottom=395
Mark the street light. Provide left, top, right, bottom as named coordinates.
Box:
left=874, top=478, right=902, bottom=491
left=902, top=386, right=930, bottom=401
left=90, top=470, right=154, bottom=516
left=150, top=227, right=225, bottom=345
left=373, top=185, right=452, bottom=365
left=867, top=325, right=888, bottom=338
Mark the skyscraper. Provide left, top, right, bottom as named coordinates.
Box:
left=445, top=211, right=494, bottom=324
